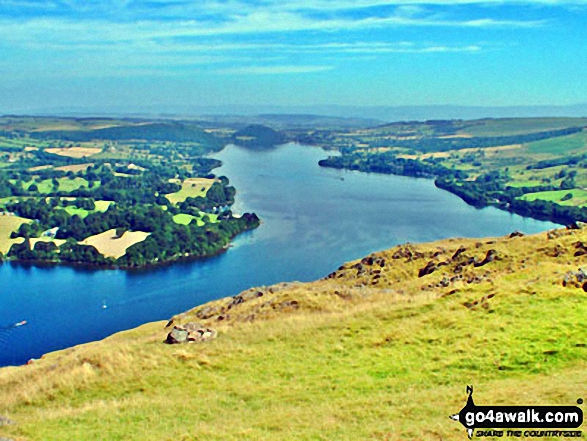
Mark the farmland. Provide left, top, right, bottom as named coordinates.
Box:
left=314, top=118, right=587, bottom=225
left=165, top=177, right=217, bottom=204
left=0, top=116, right=260, bottom=267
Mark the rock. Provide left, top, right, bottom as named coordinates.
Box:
left=166, top=322, right=217, bottom=344
left=166, top=326, right=189, bottom=344
left=0, top=416, right=14, bottom=426
left=451, top=246, right=467, bottom=261
left=474, top=249, right=498, bottom=267
left=418, top=260, right=447, bottom=277
left=509, top=231, right=525, bottom=238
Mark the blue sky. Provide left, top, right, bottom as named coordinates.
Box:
left=1, top=0, right=587, bottom=113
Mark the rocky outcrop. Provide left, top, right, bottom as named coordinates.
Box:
left=166, top=323, right=217, bottom=344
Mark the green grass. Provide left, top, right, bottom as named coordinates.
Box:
left=519, top=188, right=587, bottom=206
left=1, top=230, right=587, bottom=440
left=172, top=213, right=202, bottom=226
left=173, top=212, right=218, bottom=226
left=17, top=177, right=94, bottom=194
left=63, top=200, right=113, bottom=218
left=459, top=118, right=587, bottom=137
left=58, top=177, right=91, bottom=192
left=526, top=130, right=587, bottom=155
left=165, top=178, right=216, bottom=205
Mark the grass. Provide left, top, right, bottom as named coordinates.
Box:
left=519, top=189, right=587, bottom=206
left=172, top=212, right=219, bottom=226
left=19, top=177, right=93, bottom=194
left=1, top=229, right=587, bottom=440
left=459, top=118, right=587, bottom=137
left=526, top=130, right=587, bottom=155
left=0, top=215, right=30, bottom=254
left=63, top=200, right=112, bottom=219
left=165, top=178, right=217, bottom=205
left=45, top=147, right=102, bottom=158
left=80, top=229, right=150, bottom=259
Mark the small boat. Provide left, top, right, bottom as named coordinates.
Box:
left=13, top=320, right=27, bottom=327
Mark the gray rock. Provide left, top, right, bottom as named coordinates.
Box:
left=0, top=415, right=14, bottom=426
left=166, top=326, right=189, bottom=344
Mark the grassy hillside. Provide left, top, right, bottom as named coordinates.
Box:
left=1, top=228, right=587, bottom=440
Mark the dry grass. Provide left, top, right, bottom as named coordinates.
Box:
left=29, top=237, right=66, bottom=248
left=27, top=165, right=52, bottom=172
left=165, top=177, right=217, bottom=204
left=80, top=229, right=150, bottom=259
left=45, top=147, right=102, bottom=158
left=1, top=228, right=587, bottom=440
left=54, top=163, right=94, bottom=173
left=0, top=215, right=30, bottom=254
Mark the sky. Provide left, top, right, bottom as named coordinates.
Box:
left=1, top=0, right=587, bottom=114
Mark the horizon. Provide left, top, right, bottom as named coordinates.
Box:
left=1, top=1, right=587, bottom=115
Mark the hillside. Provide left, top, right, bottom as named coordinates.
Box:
left=232, top=124, right=287, bottom=149
left=1, top=227, right=587, bottom=440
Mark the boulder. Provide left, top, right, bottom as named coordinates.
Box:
left=166, top=322, right=217, bottom=344
left=166, top=326, right=189, bottom=344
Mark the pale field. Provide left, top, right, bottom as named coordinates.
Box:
left=45, top=147, right=102, bottom=158
left=27, top=165, right=52, bottom=172
left=30, top=237, right=66, bottom=248
left=54, top=163, right=94, bottom=173
left=80, top=229, right=150, bottom=259
left=0, top=215, right=30, bottom=254
left=165, top=177, right=217, bottom=204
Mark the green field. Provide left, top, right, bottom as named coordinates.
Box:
left=459, top=118, right=587, bottom=137
left=520, top=188, right=587, bottom=206
left=63, top=200, right=113, bottom=218
left=17, top=177, right=94, bottom=194
left=526, top=130, right=587, bottom=155
left=173, top=212, right=218, bottom=226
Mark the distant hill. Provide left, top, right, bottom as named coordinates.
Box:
left=231, top=124, right=287, bottom=149
left=2, top=227, right=586, bottom=439
left=28, top=122, right=222, bottom=148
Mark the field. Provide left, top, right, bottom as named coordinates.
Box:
left=1, top=229, right=586, bottom=440
left=54, top=163, right=94, bottom=173
left=45, top=147, right=102, bottom=158
left=63, top=200, right=112, bottom=218
left=0, top=215, right=30, bottom=254
left=80, top=229, right=150, bottom=259
left=520, top=189, right=587, bottom=206
left=29, top=237, right=66, bottom=248
left=165, top=178, right=217, bottom=204
left=458, top=118, right=587, bottom=137
left=526, top=130, right=587, bottom=155
left=172, top=212, right=219, bottom=226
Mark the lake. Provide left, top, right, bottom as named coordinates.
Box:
left=0, top=143, right=559, bottom=366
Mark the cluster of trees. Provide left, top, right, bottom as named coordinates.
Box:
left=117, top=213, right=260, bottom=267
left=318, top=151, right=468, bottom=179
left=435, top=177, right=587, bottom=224
left=178, top=181, right=236, bottom=214
left=8, top=239, right=112, bottom=266
left=232, top=125, right=287, bottom=149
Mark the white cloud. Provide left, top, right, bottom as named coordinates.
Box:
left=218, top=65, right=335, bottom=74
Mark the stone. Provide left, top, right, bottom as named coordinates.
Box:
left=166, top=326, right=189, bottom=344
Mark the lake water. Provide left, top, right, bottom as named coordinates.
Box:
left=0, top=143, right=559, bottom=366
